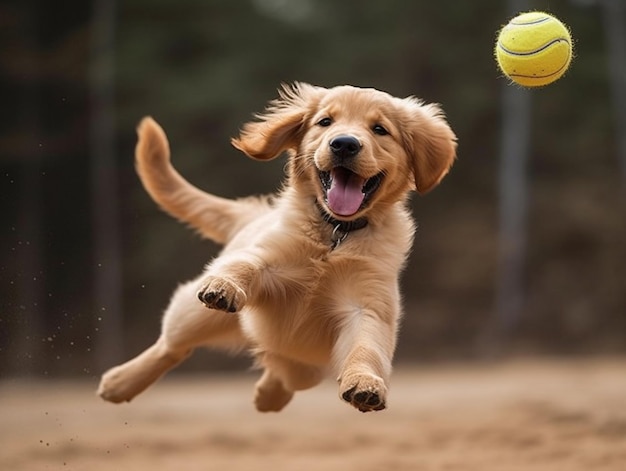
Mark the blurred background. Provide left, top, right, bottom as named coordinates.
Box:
left=1, top=0, right=624, bottom=379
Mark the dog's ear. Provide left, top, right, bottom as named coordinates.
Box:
left=400, top=99, right=457, bottom=194
left=231, top=82, right=324, bottom=161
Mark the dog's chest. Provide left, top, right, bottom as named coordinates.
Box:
left=243, top=248, right=400, bottom=362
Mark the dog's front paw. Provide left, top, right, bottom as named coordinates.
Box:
left=197, top=276, right=247, bottom=313
left=339, top=373, right=387, bottom=413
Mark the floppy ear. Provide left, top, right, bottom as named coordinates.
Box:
left=231, top=82, right=324, bottom=161
left=401, top=99, right=457, bottom=194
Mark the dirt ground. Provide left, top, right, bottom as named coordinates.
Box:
left=2, top=357, right=625, bottom=471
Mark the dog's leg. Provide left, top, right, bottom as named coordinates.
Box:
left=97, top=336, right=186, bottom=403
left=253, top=369, right=294, bottom=412
left=254, top=353, right=324, bottom=412
left=98, top=279, right=245, bottom=403
left=333, top=305, right=398, bottom=413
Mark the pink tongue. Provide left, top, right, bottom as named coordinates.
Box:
left=327, top=168, right=366, bottom=216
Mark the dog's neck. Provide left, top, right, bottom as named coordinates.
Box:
left=315, top=201, right=368, bottom=250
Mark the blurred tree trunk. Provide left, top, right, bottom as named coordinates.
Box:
left=601, top=0, right=626, bottom=191
left=90, top=0, right=123, bottom=370
left=14, top=3, right=44, bottom=376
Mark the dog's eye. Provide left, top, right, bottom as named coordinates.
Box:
left=372, top=124, right=389, bottom=136
left=317, top=117, right=332, bottom=127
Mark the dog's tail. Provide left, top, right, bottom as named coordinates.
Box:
left=134, top=117, right=264, bottom=244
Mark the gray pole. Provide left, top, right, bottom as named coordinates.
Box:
left=494, top=84, right=531, bottom=334
left=490, top=0, right=532, bottom=350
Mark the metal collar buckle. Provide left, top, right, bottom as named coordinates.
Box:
left=330, top=224, right=349, bottom=250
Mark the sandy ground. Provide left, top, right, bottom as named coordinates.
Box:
left=2, top=357, right=626, bottom=471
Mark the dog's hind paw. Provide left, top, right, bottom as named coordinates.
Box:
left=197, top=276, right=247, bottom=313
left=339, top=373, right=387, bottom=413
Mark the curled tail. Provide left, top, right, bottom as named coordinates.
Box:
left=135, top=117, right=268, bottom=244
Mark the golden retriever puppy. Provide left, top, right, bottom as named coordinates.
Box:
left=97, top=83, right=456, bottom=413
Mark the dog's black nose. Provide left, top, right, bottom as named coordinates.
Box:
left=330, top=135, right=361, bottom=159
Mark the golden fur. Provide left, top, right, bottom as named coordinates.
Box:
left=97, top=83, right=457, bottom=412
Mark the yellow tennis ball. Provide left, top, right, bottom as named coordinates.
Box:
left=495, top=11, right=573, bottom=87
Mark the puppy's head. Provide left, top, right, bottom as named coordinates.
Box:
left=232, top=83, right=457, bottom=220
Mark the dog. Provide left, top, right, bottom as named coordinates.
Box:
left=97, top=83, right=457, bottom=413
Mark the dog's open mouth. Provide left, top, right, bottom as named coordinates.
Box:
left=319, top=167, right=383, bottom=217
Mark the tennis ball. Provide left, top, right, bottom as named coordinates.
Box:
left=495, top=11, right=573, bottom=87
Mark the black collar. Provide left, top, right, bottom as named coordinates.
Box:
left=316, top=201, right=368, bottom=249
